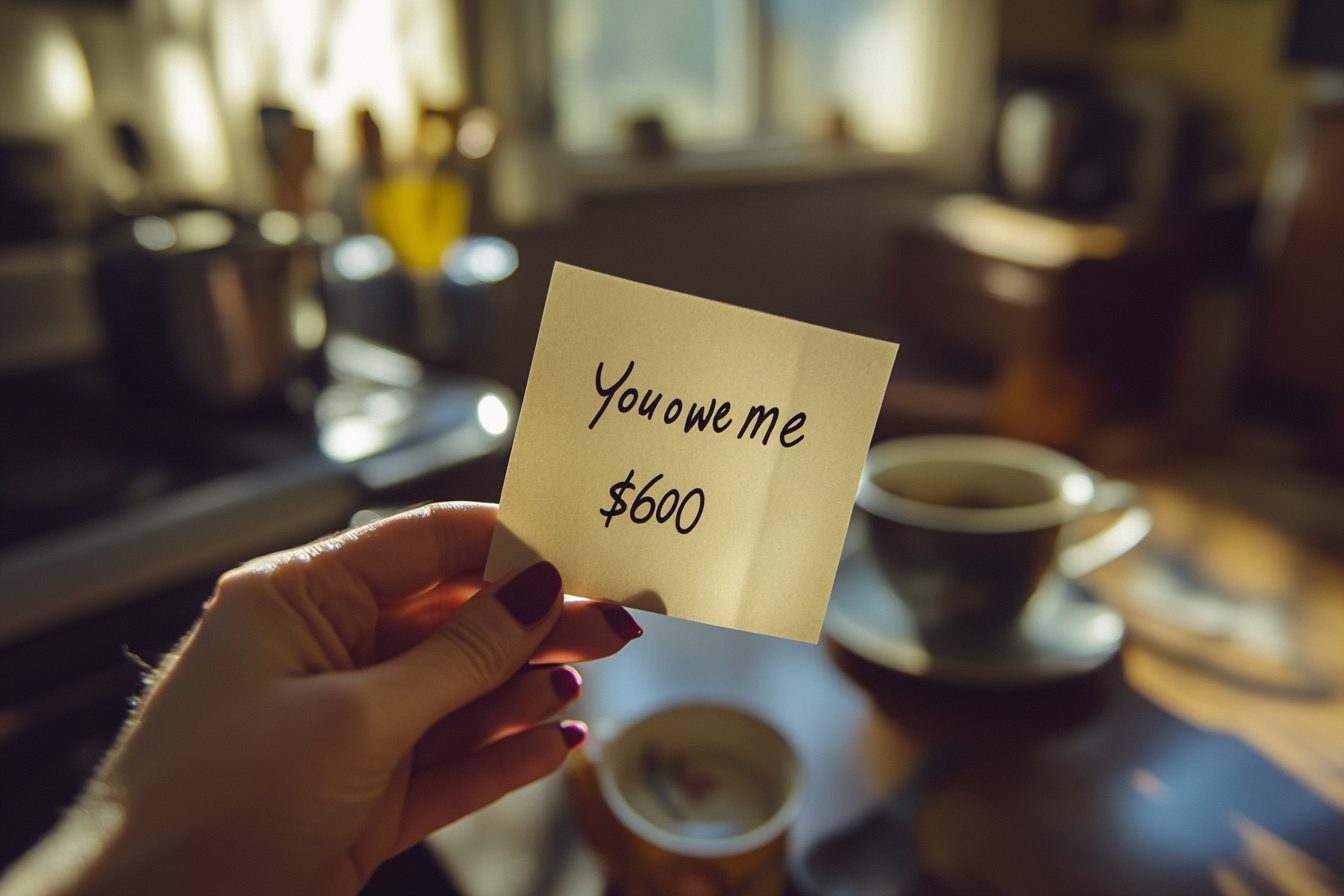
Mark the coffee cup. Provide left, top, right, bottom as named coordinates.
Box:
left=855, top=435, right=1150, bottom=644
left=569, top=704, right=804, bottom=896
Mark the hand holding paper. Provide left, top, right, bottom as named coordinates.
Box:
left=486, top=264, right=897, bottom=642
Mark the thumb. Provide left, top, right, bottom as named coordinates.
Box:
left=359, top=561, right=564, bottom=742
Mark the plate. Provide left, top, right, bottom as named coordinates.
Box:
left=823, top=520, right=1124, bottom=686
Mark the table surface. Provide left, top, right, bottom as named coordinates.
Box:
left=429, top=482, right=1344, bottom=896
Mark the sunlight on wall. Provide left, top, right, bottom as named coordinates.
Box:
left=211, top=0, right=465, bottom=173
left=154, top=40, right=232, bottom=196
left=839, top=0, right=932, bottom=152
left=40, top=26, right=94, bottom=124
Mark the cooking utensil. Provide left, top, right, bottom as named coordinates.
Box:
left=94, top=211, right=324, bottom=409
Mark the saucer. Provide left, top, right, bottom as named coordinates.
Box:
left=824, top=541, right=1124, bottom=687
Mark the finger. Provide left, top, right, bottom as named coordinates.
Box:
left=377, top=588, right=643, bottom=665
left=396, top=721, right=587, bottom=851
left=531, top=600, right=643, bottom=664
left=375, top=572, right=484, bottom=661
left=235, top=502, right=498, bottom=602
left=413, top=665, right=581, bottom=770
left=360, top=560, right=564, bottom=740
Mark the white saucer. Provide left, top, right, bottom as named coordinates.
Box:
left=823, top=523, right=1125, bottom=687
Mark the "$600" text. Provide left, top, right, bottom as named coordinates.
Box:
left=599, top=470, right=705, bottom=535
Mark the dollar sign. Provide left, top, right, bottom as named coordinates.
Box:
left=600, top=469, right=636, bottom=528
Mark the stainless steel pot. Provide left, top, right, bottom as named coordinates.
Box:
left=94, top=209, right=326, bottom=408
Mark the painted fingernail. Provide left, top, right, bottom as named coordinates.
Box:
left=550, top=666, right=581, bottom=702
left=600, top=604, right=644, bottom=641
left=559, top=720, right=588, bottom=749
left=496, top=561, right=561, bottom=627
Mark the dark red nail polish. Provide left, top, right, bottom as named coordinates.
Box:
left=600, top=604, right=643, bottom=641
left=496, top=561, right=561, bottom=627
left=550, top=666, right=581, bottom=702
left=559, top=720, right=587, bottom=749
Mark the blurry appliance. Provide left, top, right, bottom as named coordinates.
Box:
left=94, top=210, right=326, bottom=409
left=995, top=78, right=1184, bottom=214
left=996, top=83, right=1135, bottom=212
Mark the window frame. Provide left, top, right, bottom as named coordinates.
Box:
left=475, top=0, right=998, bottom=215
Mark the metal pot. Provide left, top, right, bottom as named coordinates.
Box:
left=94, top=209, right=326, bottom=409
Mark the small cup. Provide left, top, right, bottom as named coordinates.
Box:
left=855, top=435, right=1150, bottom=644
left=570, top=705, right=804, bottom=896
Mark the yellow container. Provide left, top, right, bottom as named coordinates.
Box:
left=363, top=175, right=469, bottom=274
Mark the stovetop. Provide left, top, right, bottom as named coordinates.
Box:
left=0, top=363, right=319, bottom=551
left=0, top=357, right=515, bottom=648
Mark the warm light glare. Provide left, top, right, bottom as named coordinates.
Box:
left=477, top=394, right=510, bottom=436
left=442, top=236, right=518, bottom=286
left=320, top=418, right=394, bottom=462
left=211, top=0, right=260, bottom=113
left=41, top=28, right=94, bottom=123
left=290, top=294, right=327, bottom=350
left=333, top=235, right=395, bottom=281
left=934, top=195, right=1127, bottom=269
left=456, top=108, right=499, bottom=159
left=840, top=0, right=931, bottom=152
left=155, top=41, right=232, bottom=195
left=232, top=0, right=465, bottom=172
left=174, top=210, right=235, bottom=252
left=259, top=210, right=302, bottom=245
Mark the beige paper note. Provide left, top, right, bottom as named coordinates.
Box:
left=485, top=264, right=897, bottom=642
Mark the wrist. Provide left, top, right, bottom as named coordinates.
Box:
left=0, top=783, right=126, bottom=896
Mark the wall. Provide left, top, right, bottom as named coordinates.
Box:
left=1100, top=0, right=1313, bottom=202
left=473, top=173, right=920, bottom=396
left=1000, top=0, right=1099, bottom=69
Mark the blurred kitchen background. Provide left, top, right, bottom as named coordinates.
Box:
left=2, top=0, right=1344, bottom=887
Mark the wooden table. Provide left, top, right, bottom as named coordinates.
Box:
left=429, top=483, right=1344, bottom=896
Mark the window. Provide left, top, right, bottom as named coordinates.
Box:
left=767, top=0, right=932, bottom=152
left=551, top=0, right=756, bottom=153
left=547, top=0, right=992, bottom=160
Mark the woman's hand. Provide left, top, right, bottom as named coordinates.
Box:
left=3, top=502, right=641, bottom=896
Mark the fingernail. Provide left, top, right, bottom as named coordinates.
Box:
left=559, top=720, right=587, bottom=749
left=600, top=604, right=644, bottom=641
left=550, top=666, right=581, bottom=702
left=496, top=561, right=561, bottom=627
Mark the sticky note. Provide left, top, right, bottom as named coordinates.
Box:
left=485, top=264, right=897, bottom=642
